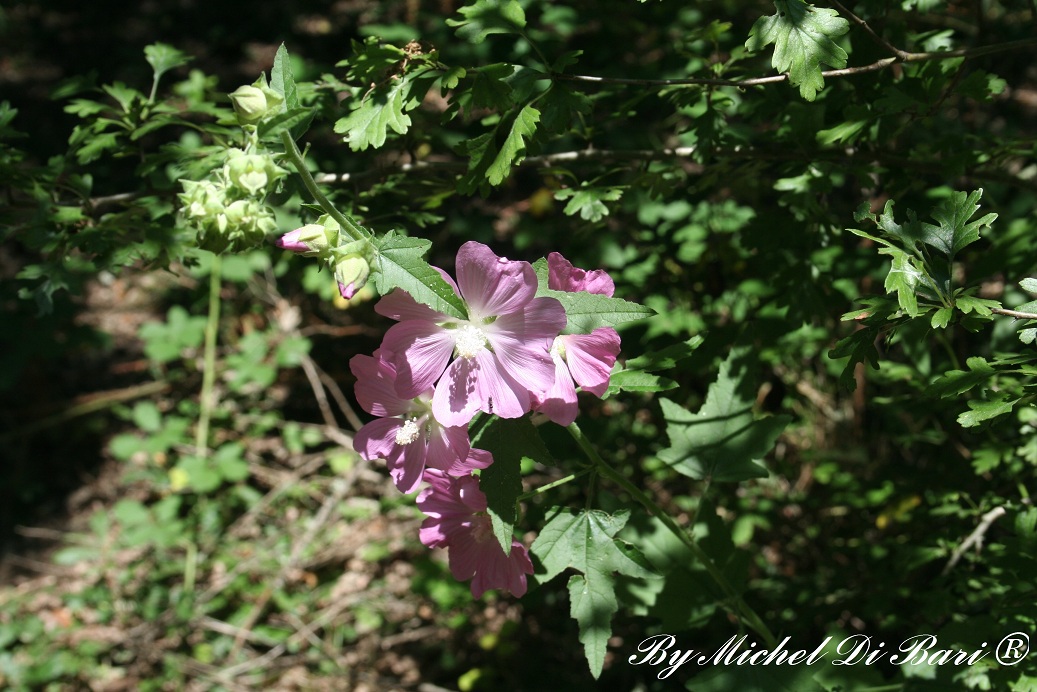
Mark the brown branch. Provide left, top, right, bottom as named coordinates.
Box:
left=942, top=506, right=1006, bottom=575
left=552, top=37, right=1037, bottom=90
left=992, top=307, right=1037, bottom=321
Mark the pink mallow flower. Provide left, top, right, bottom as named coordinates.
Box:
left=376, top=241, right=566, bottom=427
left=417, top=468, right=534, bottom=598
left=533, top=252, right=622, bottom=426
left=350, top=351, right=488, bottom=494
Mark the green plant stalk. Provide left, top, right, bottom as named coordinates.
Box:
left=566, top=421, right=778, bottom=648
left=517, top=468, right=593, bottom=502
left=280, top=131, right=367, bottom=243
left=195, top=254, right=222, bottom=457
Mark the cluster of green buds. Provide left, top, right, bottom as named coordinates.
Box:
left=276, top=215, right=374, bottom=299
left=177, top=77, right=290, bottom=254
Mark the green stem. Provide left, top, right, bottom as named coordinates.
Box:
left=566, top=421, right=777, bottom=648
left=280, top=131, right=368, bottom=243
left=195, top=253, right=222, bottom=457
left=517, top=468, right=593, bottom=502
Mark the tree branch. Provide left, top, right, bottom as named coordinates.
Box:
left=942, top=506, right=1007, bottom=575
left=552, top=37, right=1037, bottom=90
left=992, top=307, right=1037, bottom=321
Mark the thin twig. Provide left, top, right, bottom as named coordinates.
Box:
left=553, top=37, right=1037, bottom=90
left=992, top=307, right=1037, bottom=321
left=942, top=506, right=1007, bottom=575
left=830, top=0, right=910, bottom=59
left=310, top=359, right=365, bottom=433
left=299, top=354, right=340, bottom=430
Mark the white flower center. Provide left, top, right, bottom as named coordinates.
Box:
left=394, top=418, right=421, bottom=446
left=550, top=336, right=566, bottom=360
left=455, top=324, right=488, bottom=360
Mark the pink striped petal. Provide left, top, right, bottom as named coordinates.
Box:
left=349, top=353, right=411, bottom=417
left=473, top=349, right=529, bottom=419
left=563, top=328, right=621, bottom=396
left=381, top=320, right=455, bottom=398
left=484, top=331, right=556, bottom=398
left=433, top=357, right=483, bottom=427
left=533, top=353, right=579, bottom=426
left=455, top=242, right=537, bottom=319
left=353, top=417, right=404, bottom=461
left=425, top=424, right=472, bottom=473
left=375, top=288, right=447, bottom=322
left=445, top=446, right=493, bottom=477
left=547, top=252, right=615, bottom=297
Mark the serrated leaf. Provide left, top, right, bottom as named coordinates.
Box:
left=533, top=508, right=653, bottom=584
left=745, top=0, right=849, bottom=101
left=532, top=508, right=655, bottom=677
left=603, top=370, right=678, bottom=398
left=931, top=306, right=953, bottom=328
left=1020, top=278, right=1037, bottom=295
left=926, top=357, right=995, bottom=398
left=555, top=186, right=624, bottom=223
left=144, top=43, right=191, bottom=82
left=258, top=106, right=313, bottom=139
left=373, top=231, right=468, bottom=319
left=568, top=573, right=614, bottom=680
left=447, top=0, right=527, bottom=43
left=955, top=294, right=1000, bottom=316
left=880, top=247, right=923, bottom=316
left=529, top=262, right=655, bottom=333
left=469, top=63, right=516, bottom=109
left=270, top=43, right=299, bottom=112
left=471, top=416, right=552, bottom=552
left=657, top=350, right=789, bottom=481
left=623, top=337, right=704, bottom=373
left=958, top=396, right=1018, bottom=427
left=458, top=104, right=540, bottom=191
left=334, top=75, right=421, bottom=151
left=921, top=189, right=997, bottom=259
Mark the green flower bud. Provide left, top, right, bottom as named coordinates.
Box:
left=334, top=254, right=371, bottom=300
left=228, top=85, right=268, bottom=124
left=227, top=78, right=285, bottom=126
left=224, top=149, right=287, bottom=196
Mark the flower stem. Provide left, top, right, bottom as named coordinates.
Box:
left=517, top=468, right=593, bottom=502
left=279, top=131, right=368, bottom=243
left=566, top=421, right=777, bottom=648
left=195, top=253, right=222, bottom=457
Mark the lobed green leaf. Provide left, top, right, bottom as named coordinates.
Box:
left=745, top=0, right=849, bottom=101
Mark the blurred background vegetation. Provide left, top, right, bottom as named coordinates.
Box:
left=2, top=0, right=1036, bottom=689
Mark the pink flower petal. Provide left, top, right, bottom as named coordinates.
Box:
left=547, top=252, right=615, bottom=297
left=484, top=332, right=556, bottom=400
left=349, top=353, right=412, bottom=417
left=391, top=440, right=427, bottom=494
left=381, top=320, right=456, bottom=398
left=375, top=288, right=447, bottom=322
left=455, top=242, right=537, bottom=319
left=353, top=417, right=404, bottom=461
left=563, top=328, right=621, bottom=396
left=425, top=424, right=472, bottom=474
left=445, top=446, right=493, bottom=477
left=433, top=357, right=483, bottom=427
left=491, top=296, right=567, bottom=343
left=473, top=349, right=529, bottom=419
left=534, top=353, right=579, bottom=426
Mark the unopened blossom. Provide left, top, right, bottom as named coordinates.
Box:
left=417, top=468, right=533, bottom=598
left=533, top=252, right=622, bottom=426
left=350, top=352, right=487, bottom=493
left=377, top=241, right=566, bottom=427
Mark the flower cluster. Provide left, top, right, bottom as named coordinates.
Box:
left=178, top=80, right=288, bottom=254
left=339, top=241, right=622, bottom=597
